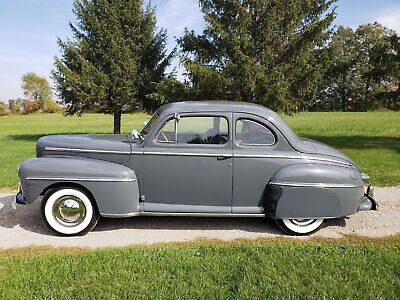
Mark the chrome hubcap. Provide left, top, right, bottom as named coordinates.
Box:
left=53, top=195, right=86, bottom=226
left=289, top=219, right=315, bottom=226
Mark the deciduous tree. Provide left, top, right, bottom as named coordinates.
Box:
left=319, top=22, right=399, bottom=111
left=21, top=73, right=52, bottom=109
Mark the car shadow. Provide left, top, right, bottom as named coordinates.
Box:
left=0, top=195, right=346, bottom=237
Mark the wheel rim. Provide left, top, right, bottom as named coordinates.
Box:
left=44, top=189, right=94, bottom=235
left=53, top=195, right=86, bottom=226
left=288, top=219, right=316, bottom=226
left=282, top=218, right=324, bottom=234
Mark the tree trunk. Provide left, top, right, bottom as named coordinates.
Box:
left=113, top=107, right=121, bottom=134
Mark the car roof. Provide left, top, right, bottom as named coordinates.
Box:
left=158, top=100, right=274, bottom=116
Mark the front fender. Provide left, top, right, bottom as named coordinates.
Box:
left=18, top=156, right=140, bottom=216
left=264, top=163, right=364, bottom=219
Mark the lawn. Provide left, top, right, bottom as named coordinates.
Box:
left=0, top=111, right=399, bottom=190
left=0, top=238, right=399, bottom=299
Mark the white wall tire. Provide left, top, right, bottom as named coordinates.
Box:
left=42, top=188, right=99, bottom=236
left=276, top=218, right=324, bottom=235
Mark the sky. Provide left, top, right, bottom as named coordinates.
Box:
left=0, top=0, right=399, bottom=102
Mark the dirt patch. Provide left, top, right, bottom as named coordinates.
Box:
left=0, top=187, right=399, bottom=249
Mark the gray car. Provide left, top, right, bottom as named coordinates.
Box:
left=14, top=101, right=377, bottom=235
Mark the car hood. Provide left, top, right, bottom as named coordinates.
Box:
left=300, top=138, right=356, bottom=166
left=37, top=134, right=133, bottom=156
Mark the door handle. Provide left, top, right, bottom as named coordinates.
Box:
left=217, top=154, right=232, bottom=160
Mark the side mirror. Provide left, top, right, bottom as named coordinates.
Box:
left=131, top=129, right=143, bottom=140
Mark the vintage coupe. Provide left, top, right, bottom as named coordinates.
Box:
left=14, top=101, right=377, bottom=235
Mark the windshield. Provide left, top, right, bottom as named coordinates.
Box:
left=140, top=112, right=159, bottom=137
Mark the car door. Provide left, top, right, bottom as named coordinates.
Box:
left=142, top=112, right=233, bottom=213
left=232, top=113, right=296, bottom=214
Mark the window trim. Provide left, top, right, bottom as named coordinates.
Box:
left=235, top=118, right=276, bottom=146
left=154, top=115, right=230, bottom=146
left=154, top=118, right=176, bottom=144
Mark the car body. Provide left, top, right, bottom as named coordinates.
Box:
left=14, top=101, right=377, bottom=235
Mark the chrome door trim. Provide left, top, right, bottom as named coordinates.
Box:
left=144, top=151, right=233, bottom=158
left=44, top=146, right=131, bottom=155
left=143, top=151, right=350, bottom=166
left=269, top=181, right=362, bottom=188
left=26, top=177, right=136, bottom=182
left=234, top=153, right=302, bottom=159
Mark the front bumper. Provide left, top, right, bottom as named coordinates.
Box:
left=358, top=185, right=378, bottom=211
left=12, top=190, right=27, bottom=209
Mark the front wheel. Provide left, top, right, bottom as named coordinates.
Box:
left=275, top=218, right=324, bottom=235
left=42, top=187, right=99, bottom=236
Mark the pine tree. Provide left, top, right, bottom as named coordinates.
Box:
left=178, top=0, right=336, bottom=113
left=52, top=0, right=173, bottom=133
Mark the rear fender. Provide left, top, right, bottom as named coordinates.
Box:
left=264, top=163, right=364, bottom=219
left=18, top=156, right=140, bottom=216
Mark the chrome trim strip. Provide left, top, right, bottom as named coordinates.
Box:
left=303, top=156, right=352, bottom=166
left=44, top=146, right=131, bottom=155
left=235, top=154, right=302, bottom=159
left=235, top=153, right=352, bottom=166
left=269, top=181, right=362, bottom=188
left=143, top=151, right=350, bottom=165
left=101, top=212, right=141, bottom=218
left=26, top=177, right=136, bottom=182
left=141, top=212, right=266, bottom=217
left=144, top=151, right=232, bottom=157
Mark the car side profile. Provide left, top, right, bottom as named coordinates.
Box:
left=14, top=101, right=377, bottom=235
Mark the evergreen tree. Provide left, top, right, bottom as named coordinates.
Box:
left=178, top=0, right=336, bottom=113
left=53, top=0, right=173, bottom=133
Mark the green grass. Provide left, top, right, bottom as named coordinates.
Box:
left=283, top=111, right=400, bottom=186
left=0, top=113, right=149, bottom=191
left=0, top=238, right=399, bottom=299
left=0, top=111, right=399, bottom=189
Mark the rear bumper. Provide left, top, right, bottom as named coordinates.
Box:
left=12, top=190, right=27, bottom=209
left=358, top=186, right=378, bottom=211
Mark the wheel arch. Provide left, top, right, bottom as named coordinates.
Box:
left=41, top=182, right=100, bottom=213
left=18, top=156, right=141, bottom=216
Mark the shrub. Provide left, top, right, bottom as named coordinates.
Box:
left=22, top=100, right=40, bottom=114
left=43, top=99, right=62, bottom=113
left=0, top=102, right=7, bottom=116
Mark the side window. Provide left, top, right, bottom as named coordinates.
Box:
left=235, top=119, right=275, bottom=146
left=178, top=117, right=228, bottom=145
left=155, top=116, right=229, bottom=145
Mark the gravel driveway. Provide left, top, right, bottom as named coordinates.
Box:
left=0, top=187, right=399, bottom=249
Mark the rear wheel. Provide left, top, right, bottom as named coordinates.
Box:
left=275, top=218, right=324, bottom=235
left=41, top=187, right=99, bottom=236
